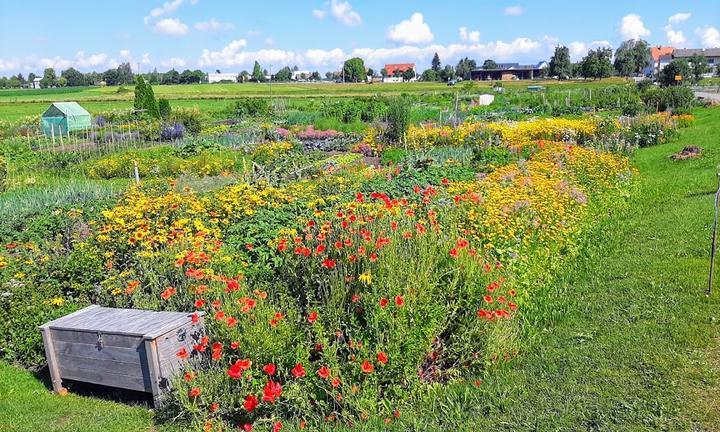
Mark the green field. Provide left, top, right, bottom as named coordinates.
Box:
left=0, top=78, right=630, bottom=122
left=2, top=107, right=718, bottom=431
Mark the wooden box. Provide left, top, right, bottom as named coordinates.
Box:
left=39, top=305, right=204, bottom=404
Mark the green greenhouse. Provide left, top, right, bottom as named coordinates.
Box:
left=40, top=102, right=91, bottom=136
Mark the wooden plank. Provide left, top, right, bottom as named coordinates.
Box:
left=51, top=329, right=143, bottom=349
left=40, top=328, right=63, bottom=393
left=59, top=366, right=151, bottom=392
left=45, top=306, right=199, bottom=337
left=53, top=340, right=143, bottom=365
left=56, top=354, right=146, bottom=378
left=144, top=339, right=163, bottom=405
left=39, top=305, right=100, bottom=330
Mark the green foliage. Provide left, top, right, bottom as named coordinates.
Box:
left=133, top=76, right=146, bottom=110
left=0, top=156, right=6, bottom=192
left=158, top=98, right=172, bottom=119
left=385, top=96, right=410, bottom=143
left=613, top=39, right=651, bottom=76
left=549, top=46, right=572, bottom=79
left=342, top=57, right=366, bottom=82
left=229, top=98, right=271, bottom=118
left=456, top=57, right=477, bottom=80
left=251, top=61, right=265, bottom=82
left=689, top=54, right=711, bottom=82
left=640, top=86, right=695, bottom=111
left=274, top=66, right=293, bottom=82
left=431, top=52, right=441, bottom=72
left=482, top=59, right=498, bottom=70
left=169, top=107, right=205, bottom=135
left=580, top=47, right=614, bottom=80
left=659, top=59, right=691, bottom=86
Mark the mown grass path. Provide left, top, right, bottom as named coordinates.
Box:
left=2, top=108, right=720, bottom=431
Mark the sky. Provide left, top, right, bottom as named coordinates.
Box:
left=1, top=0, right=719, bottom=76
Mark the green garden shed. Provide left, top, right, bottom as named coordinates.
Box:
left=40, top=102, right=92, bottom=136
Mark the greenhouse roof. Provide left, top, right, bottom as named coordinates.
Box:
left=42, top=102, right=90, bottom=117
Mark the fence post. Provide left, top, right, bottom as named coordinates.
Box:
left=133, top=160, right=140, bottom=184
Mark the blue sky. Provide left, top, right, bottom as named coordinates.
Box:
left=1, top=0, right=719, bottom=75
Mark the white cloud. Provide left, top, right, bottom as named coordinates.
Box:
left=199, top=39, right=302, bottom=68
left=194, top=19, right=234, bottom=32
left=313, top=1, right=361, bottom=26
left=668, top=12, right=691, bottom=24
left=567, top=40, right=612, bottom=61
left=265, top=37, right=275, bottom=46
left=330, top=0, right=361, bottom=26
left=144, top=0, right=185, bottom=24
left=696, top=27, right=720, bottom=47
left=140, top=53, right=152, bottom=65
left=387, top=13, right=434, bottom=45
left=0, top=59, right=20, bottom=71
left=161, top=57, right=186, bottom=68
left=619, top=14, right=650, bottom=40
left=664, top=25, right=686, bottom=46
left=247, top=30, right=261, bottom=37
left=504, top=6, right=525, bottom=16
left=304, top=48, right=346, bottom=67
left=459, top=27, right=480, bottom=43
left=119, top=49, right=132, bottom=59
left=153, top=18, right=189, bottom=36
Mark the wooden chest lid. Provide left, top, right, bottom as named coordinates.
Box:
left=39, top=305, right=204, bottom=339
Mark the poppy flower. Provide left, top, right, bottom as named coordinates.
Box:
left=377, top=351, right=388, bottom=365
left=160, top=287, right=176, bottom=300
left=321, top=258, right=336, bottom=269
left=394, top=295, right=404, bottom=307
left=369, top=253, right=378, bottom=262
left=361, top=360, right=374, bottom=374
left=243, top=394, right=259, bottom=412
left=317, top=365, right=330, bottom=380
left=379, top=298, right=389, bottom=308
left=194, top=299, right=206, bottom=308
left=184, top=371, right=194, bottom=382
left=245, top=243, right=254, bottom=251
left=331, top=377, right=341, bottom=388
left=351, top=294, right=361, bottom=302
left=242, top=424, right=253, bottom=431
left=263, top=363, right=276, bottom=376
left=209, top=402, right=219, bottom=413
left=176, top=347, right=189, bottom=359
left=291, top=362, right=306, bottom=378
left=307, top=310, right=318, bottom=323
left=189, top=387, right=201, bottom=398
left=226, top=279, right=240, bottom=292
left=273, top=421, right=283, bottom=432
left=355, top=192, right=364, bottom=202
left=484, top=295, right=493, bottom=303
left=449, top=248, right=459, bottom=258
left=262, top=380, right=282, bottom=403
left=441, top=178, right=450, bottom=185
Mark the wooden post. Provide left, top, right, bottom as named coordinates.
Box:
left=145, top=339, right=163, bottom=407
left=51, top=124, right=56, bottom=146
left=707, top=173, right=720, bottom=296
left=133, top=161, right=140, bottom=184
left=40, top=327, right=65, bottom=394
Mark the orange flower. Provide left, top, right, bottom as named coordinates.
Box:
left=160, top=287, right=176, bottom=300
left=291, top=362, right=306, bottom=378
left=176, top=347, right=189, bottom=359
left=394, top=295, right=404, bottom=307
left=379, top=298, right=389, bottom=308
left=189, top=387, right=201, bottom=398
left=361, top=360, right=374, bottom=373
left=317, top=365, right=330, bottom=380
left=307, top=310, right=318, bottom=324
left=377, top=351, right=388, bottom=365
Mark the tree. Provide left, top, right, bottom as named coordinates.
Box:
left=16, top=73, right=26, bottom=86
left=421, top=69, right=437, bottom=81
left=367, top=68, right=375, bottom=77
left=482, top=59, right=498, bottom=70
left=144, top=82, right=160, bottom=118
left=310, top=71, right=321, bottom=81
left=580, top=47, right=613, bottom=80
left=659, top=59, right=691, bottom=86
left=439, top=64, right=456, bottom=82
left=325, top=71, right=334, bottom=80
left=251, top=61, right=265, bottom=82
left=180, top=69, right=195, bottom=84
left=40, top=68, right=57, bottom=88
left=146, top=69, right=161, bottom=85
left=548, top=46, right=572, bottom=79
left=614, top=39, right=650, bottom=76
left=342, top=57, right=366, bottom=82
left=380, top=68, right=388, bottom=78
left=401, top=68, right=416, bottom=81
left=274, top=66, right=293, bottom=81
left=689, top=54, right=710, bottom=83
left=158, top=98, right=172, bottom=118
left=385, top=96, right=409, bottom=143
left=162, top=69, right=180, bottom=84
left=239, top=71, right=250, bottom=83
left=85, top=71, right=101, bottom=86
left=431, top=52, right=441, bottom=72
left=28, top=73, right=36, bottom=83
left=61, top=67, right=86, bottom=87
left=134, top=76, right=147, bottom=109
left=116, top=62, right=134, bottom=85
left=456, top=57, right=477, bottom=80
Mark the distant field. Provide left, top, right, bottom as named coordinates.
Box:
left=0, top=78, right=630, bottom=121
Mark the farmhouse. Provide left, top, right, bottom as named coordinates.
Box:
left=31, top=77, right=42, bottom=89
left=673, top=48, right=720, bottom=74
left=40, top=102, right=91, bottom=136
left=383, top=63, right=416, bottom=82
left=291, top=70, right=311, bottom=81
left=646, top=46, right=675, bottom=76
left=207, top=72, right=239, bottom=83
left=470, top=62, right=547, bottom=81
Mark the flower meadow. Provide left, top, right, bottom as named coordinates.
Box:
left=0, top=113, right=654, bottom=430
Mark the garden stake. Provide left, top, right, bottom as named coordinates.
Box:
left=707, top=173, right=720, bottom=296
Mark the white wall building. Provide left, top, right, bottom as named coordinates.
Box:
left=207, top=72, right=239, bottom=83
left=292, top=70, right=311, bottom=81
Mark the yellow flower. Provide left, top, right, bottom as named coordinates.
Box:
left=359, top=271, right=372, bottom=286
left=50, top=297, right=65, bottom=306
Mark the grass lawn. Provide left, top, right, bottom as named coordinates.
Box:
left=1, top=106, right=719, bottom=431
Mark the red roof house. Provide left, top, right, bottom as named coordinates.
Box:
left=384, top=63, right=415, bottom=76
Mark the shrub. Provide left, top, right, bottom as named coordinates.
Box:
left=159, top=98, right=172, bottom=119
left=160, top=123, right=186, bottom=141
left=385, top=96, right=410, bottom=144
left=0, top=156, right=7, bottom=192
left=170, top=107, right=205, bottom=135
left=229, top=98, right=271, bottom=118
left=641, top=86, right=696, bottom=112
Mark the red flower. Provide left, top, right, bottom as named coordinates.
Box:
left=194, top=299, right=206, bottom=308
left=189, top=387, right=201, bottom=398
left=245, top=243, right=254, bottom=251
left=369, top=253, right=378, bottom=262
left=449, top=248, right=459, bottom=258
left=361, top=360, right=374, bottom=374
left=484, top=295, right=493, bottom=303
left=184, top=371, right=194, bottom=382
left=262, top=380, right=282, bottom=403
left=243, top=394, right=259, bottom=412
left=331, top=377, right=341, bottom=388
left=291, top=362, right=306, bottom=378
left=263, top=363, right=276, bottom=376
left=226, top=279, right=240, bottom=292
left=230, top=341, right=240, bottom=350
left=441, top=178, right=450, bottom=185
left=351, top=294, right=361, bottom=303
left=394, top=295, right=404, bottom=307
left=317, top=365, right=330, bottom=380
left=307, top=310, right=318, bottom=324
left=191, top=312, right=200, bottom=324
left=355, top=192, right=364, bottom=202
left=321, top=258, right=336, bottom=269
left=176, top=347, right=189, bottom=359
left=160, top=287, right=176, bottom=300
left=377, top=351, right=388, bottom=365
left=379, top=298, right=389, bottom=308
left=209, top=402, right=219, bottom=413
left=242, top=424, right=253, bottom=431
left=227, top=359, right=252, bottom=379
left=273, top=421, right=283, bottom=432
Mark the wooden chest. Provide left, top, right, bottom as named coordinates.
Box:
left=39, top=305, right=205, bottom=404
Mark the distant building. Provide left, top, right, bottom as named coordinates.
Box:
left=645, top=46, right=675, bottom=76
left=32, top=77, right=42, bottom=89
left=673, top=48, right=720, bottom=74
left=291, top=70, right=311, bottom=81
left=208, top=72, right=239, bottom=83
left=470, top=62, right=547, bottom=81
left=383, top=63, right=416, bottom=82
